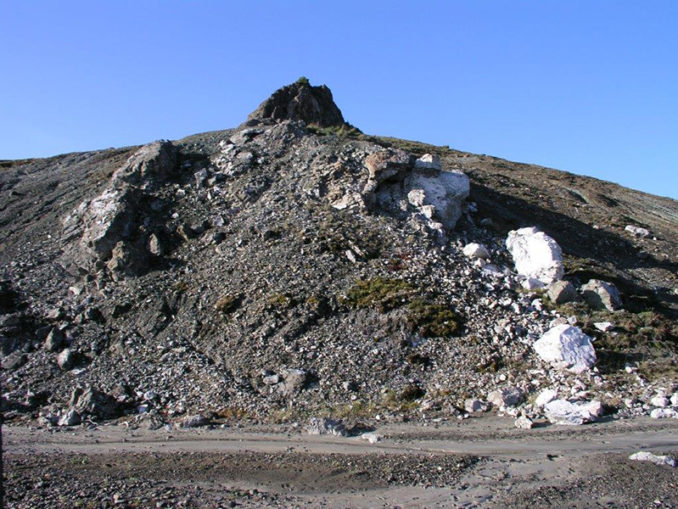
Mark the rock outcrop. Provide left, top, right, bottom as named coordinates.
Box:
left=248, top=77, right=345, bottom=127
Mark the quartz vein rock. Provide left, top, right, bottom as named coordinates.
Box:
left=533, top=324, right=596, bottom=373
left=506, top=227, right=564, bottom=286
left=544, top=399, right=603, bottom=425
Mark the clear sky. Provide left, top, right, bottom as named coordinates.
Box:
left=2, top=1, right=676, bottom=199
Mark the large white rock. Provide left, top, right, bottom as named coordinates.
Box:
left=533, top=324, right=596, bottom=373
left=544, top=399, right=603, bottom=425
left=506, top=227, right=564, bottom=286
left=629, top=451, right=676, bottom=467
left=534, top=388, right=558, bottom=408
left=405, top=168, right=470, bottom=229
left=650, top=408, right=678, bottom=419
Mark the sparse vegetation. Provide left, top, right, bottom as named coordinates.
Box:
left=343, top=277, right=414, bottom=312
left=406, top=298, right=460, bottom=337
left=215, top=293, right=241, bottom=315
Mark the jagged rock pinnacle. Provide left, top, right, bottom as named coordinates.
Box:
left=248, top=77, right=346, bottom=127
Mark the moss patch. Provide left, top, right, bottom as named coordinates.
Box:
left=406, top=299, right=460, bottom=338
left=343, top=277, right=414, bottom=312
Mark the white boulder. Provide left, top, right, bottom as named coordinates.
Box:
left=514, top=416, right=534, bottom=429
left=650, top=408, right=678, bottom=419
left=463, top=243, right=490, bottom=260
left=594, top=321, right=614, bottom=332
left=414, top=153, right=442, bottom=171
left=506, top=227, right=564, bottom=286
left=534, top=388, right=558, bottom=408
left=544, top=399, right=603, bottom=425
left=650, top=396, right=670, bottom=408
left=625, top=225, right=650, bottom=237
left=533, top=324, right=596, bottom=374
left=629, top=451, right=676, bottom=467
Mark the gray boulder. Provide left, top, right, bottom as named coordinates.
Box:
left=181, top=414, right=211, bottom=428
left=306, top=417, right=347, bottom=436
left=74, top=387, right=121, bottom=420
left=581, top=279, right=622, bottom=311
left=547, top=281, right=577, bottom=305
left=56, top=349, right=78, bottom=370
left=487, top=387, right=524, bottom=408
left=58, top=408, right=81, bottom=427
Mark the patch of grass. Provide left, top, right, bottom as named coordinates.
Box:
left=342, top=277, right=414, bottom=312
left=267, top=293, right=294, bottom=310
left=215, top=406, right=250, bottom=420
left=406, top=299, right=460, bottom=337
left=307, top=123, right=362, bottom=138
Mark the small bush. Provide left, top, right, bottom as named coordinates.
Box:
left=215, top=293, right=241, bottom=315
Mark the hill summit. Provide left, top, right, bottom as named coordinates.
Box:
left=248, top=77, right=346, bottom=127
left=0, top=79, right=676, bottom=432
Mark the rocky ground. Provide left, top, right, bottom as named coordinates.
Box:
left=1, top=79, right=677, bottom=503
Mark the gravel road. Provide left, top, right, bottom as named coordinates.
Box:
left=3, top=416, right=677, bottom=507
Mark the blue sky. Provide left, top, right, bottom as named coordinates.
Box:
left=2, top=1, right=676, bottom=199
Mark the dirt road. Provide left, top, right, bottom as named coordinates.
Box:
left=3, top=416, right=678, bottom=508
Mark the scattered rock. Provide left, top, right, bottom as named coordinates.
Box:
left=414, top=153, right=442, bottom=172
left=465, top=398, right=489, bottom=413
left=281, top=369, right=309, bottom=397
left=514, top=416, right=534, bottom=429
left=2, top=351, right=27, bottom=371
left=544, top=399, right=603, bottom=425
left=74, top=387, right=121, bottom=420
left=533, top=324, right=596, bottom=374
left=581, top=279, right=622, bottom=312
left=306, top=417, right=347, bottom=436
left=181, top=414, right=210, bottom=428
left=58, top=408, right=81, bottom=427
left=506, top=227, right=564, bottom=286
left=56, top=349, right=78, bottom=371
left=44, top=327, right=66, bottom=352
left=594, top=322, right=614, bottom=332
left=650, top=408, right=678, bottom=419
left=534, top=388, right=558, bottom=408
left=360, top=432, right=383, bottom=443
left=650, top=396, right=670, bottom=408
left=547, top=281, right=577, bottom=305
left=625, top=225, right=650, bottom=237
left=487, top=387, right=524, bottom=408
left=463, top=243, right=490, bottom=260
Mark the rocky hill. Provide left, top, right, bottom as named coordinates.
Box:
left=1, top=78, right=677, bottom=430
